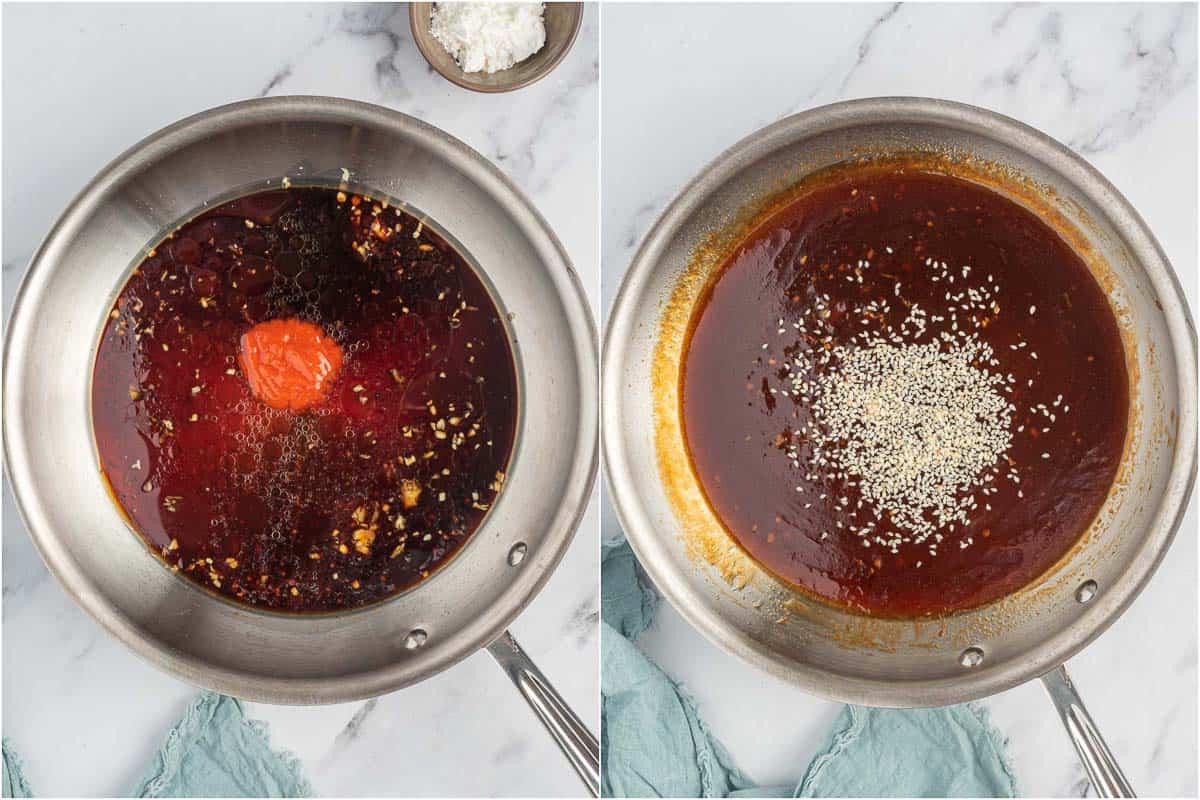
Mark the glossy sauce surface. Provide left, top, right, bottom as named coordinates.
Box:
left=93, top=188, right=517, bottom=611
left=681, top=167, right=1128, bottom=616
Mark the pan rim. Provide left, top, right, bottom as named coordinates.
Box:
left=601, top=96, right=1197, bottom=707
left=3, top=95, right=599, bottom=704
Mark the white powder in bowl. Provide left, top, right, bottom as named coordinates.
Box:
left=430, top=3, right=547, bottom=75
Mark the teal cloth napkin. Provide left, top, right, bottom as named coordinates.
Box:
left=2, top=741, right=32, bottom=799
left=3, top=693, right=310, bottom=798
left=601, top=540, right=1018, bottom=798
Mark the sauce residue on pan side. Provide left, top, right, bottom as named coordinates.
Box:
left=92, top=187, right=517, bottom=612
left=680, top=166, right=1128, bottom=617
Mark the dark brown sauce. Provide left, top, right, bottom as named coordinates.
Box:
left=681, top=166, right=1128, bottom=617
left=93, top=187, right=517, bottom=612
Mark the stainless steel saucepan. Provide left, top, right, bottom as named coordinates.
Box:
left=3, top=97, right=599, bottom=794
left=603, top=98, right=1196, bottom=798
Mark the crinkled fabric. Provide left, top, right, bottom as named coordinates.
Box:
left=3, top=693, right=310, bottom=798
left=2, top=740, right=32, bottom=798
left=601, top=544, right=751, bottom=798
left=601, top=540, right=1018, bottom=798
left=131, top=693, right=310, bottom=798
left=796, top=704, right=1017, bottom=798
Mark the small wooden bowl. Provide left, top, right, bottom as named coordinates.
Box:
left=410, top=3, right=583, bottom=93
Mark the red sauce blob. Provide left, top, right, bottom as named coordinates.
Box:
left=238, top=318, right=344, bottom=411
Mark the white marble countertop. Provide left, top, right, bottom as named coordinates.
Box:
left=2, top=3, right=598, bottom=796
left=601, top=3, right=1196, bottom=797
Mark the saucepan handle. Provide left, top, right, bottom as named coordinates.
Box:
left=488, top=630, right=600, bottom=797
left=1041, top=664, right=1135, bottom=798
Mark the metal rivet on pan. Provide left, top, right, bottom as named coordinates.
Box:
left=507, top=542, right=528, bottom=566
left=403, top=629, right=428, bottom=650
left=1075, top=579, right=1098, bottom=604
left=959, top=646, right=985, bottom=668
